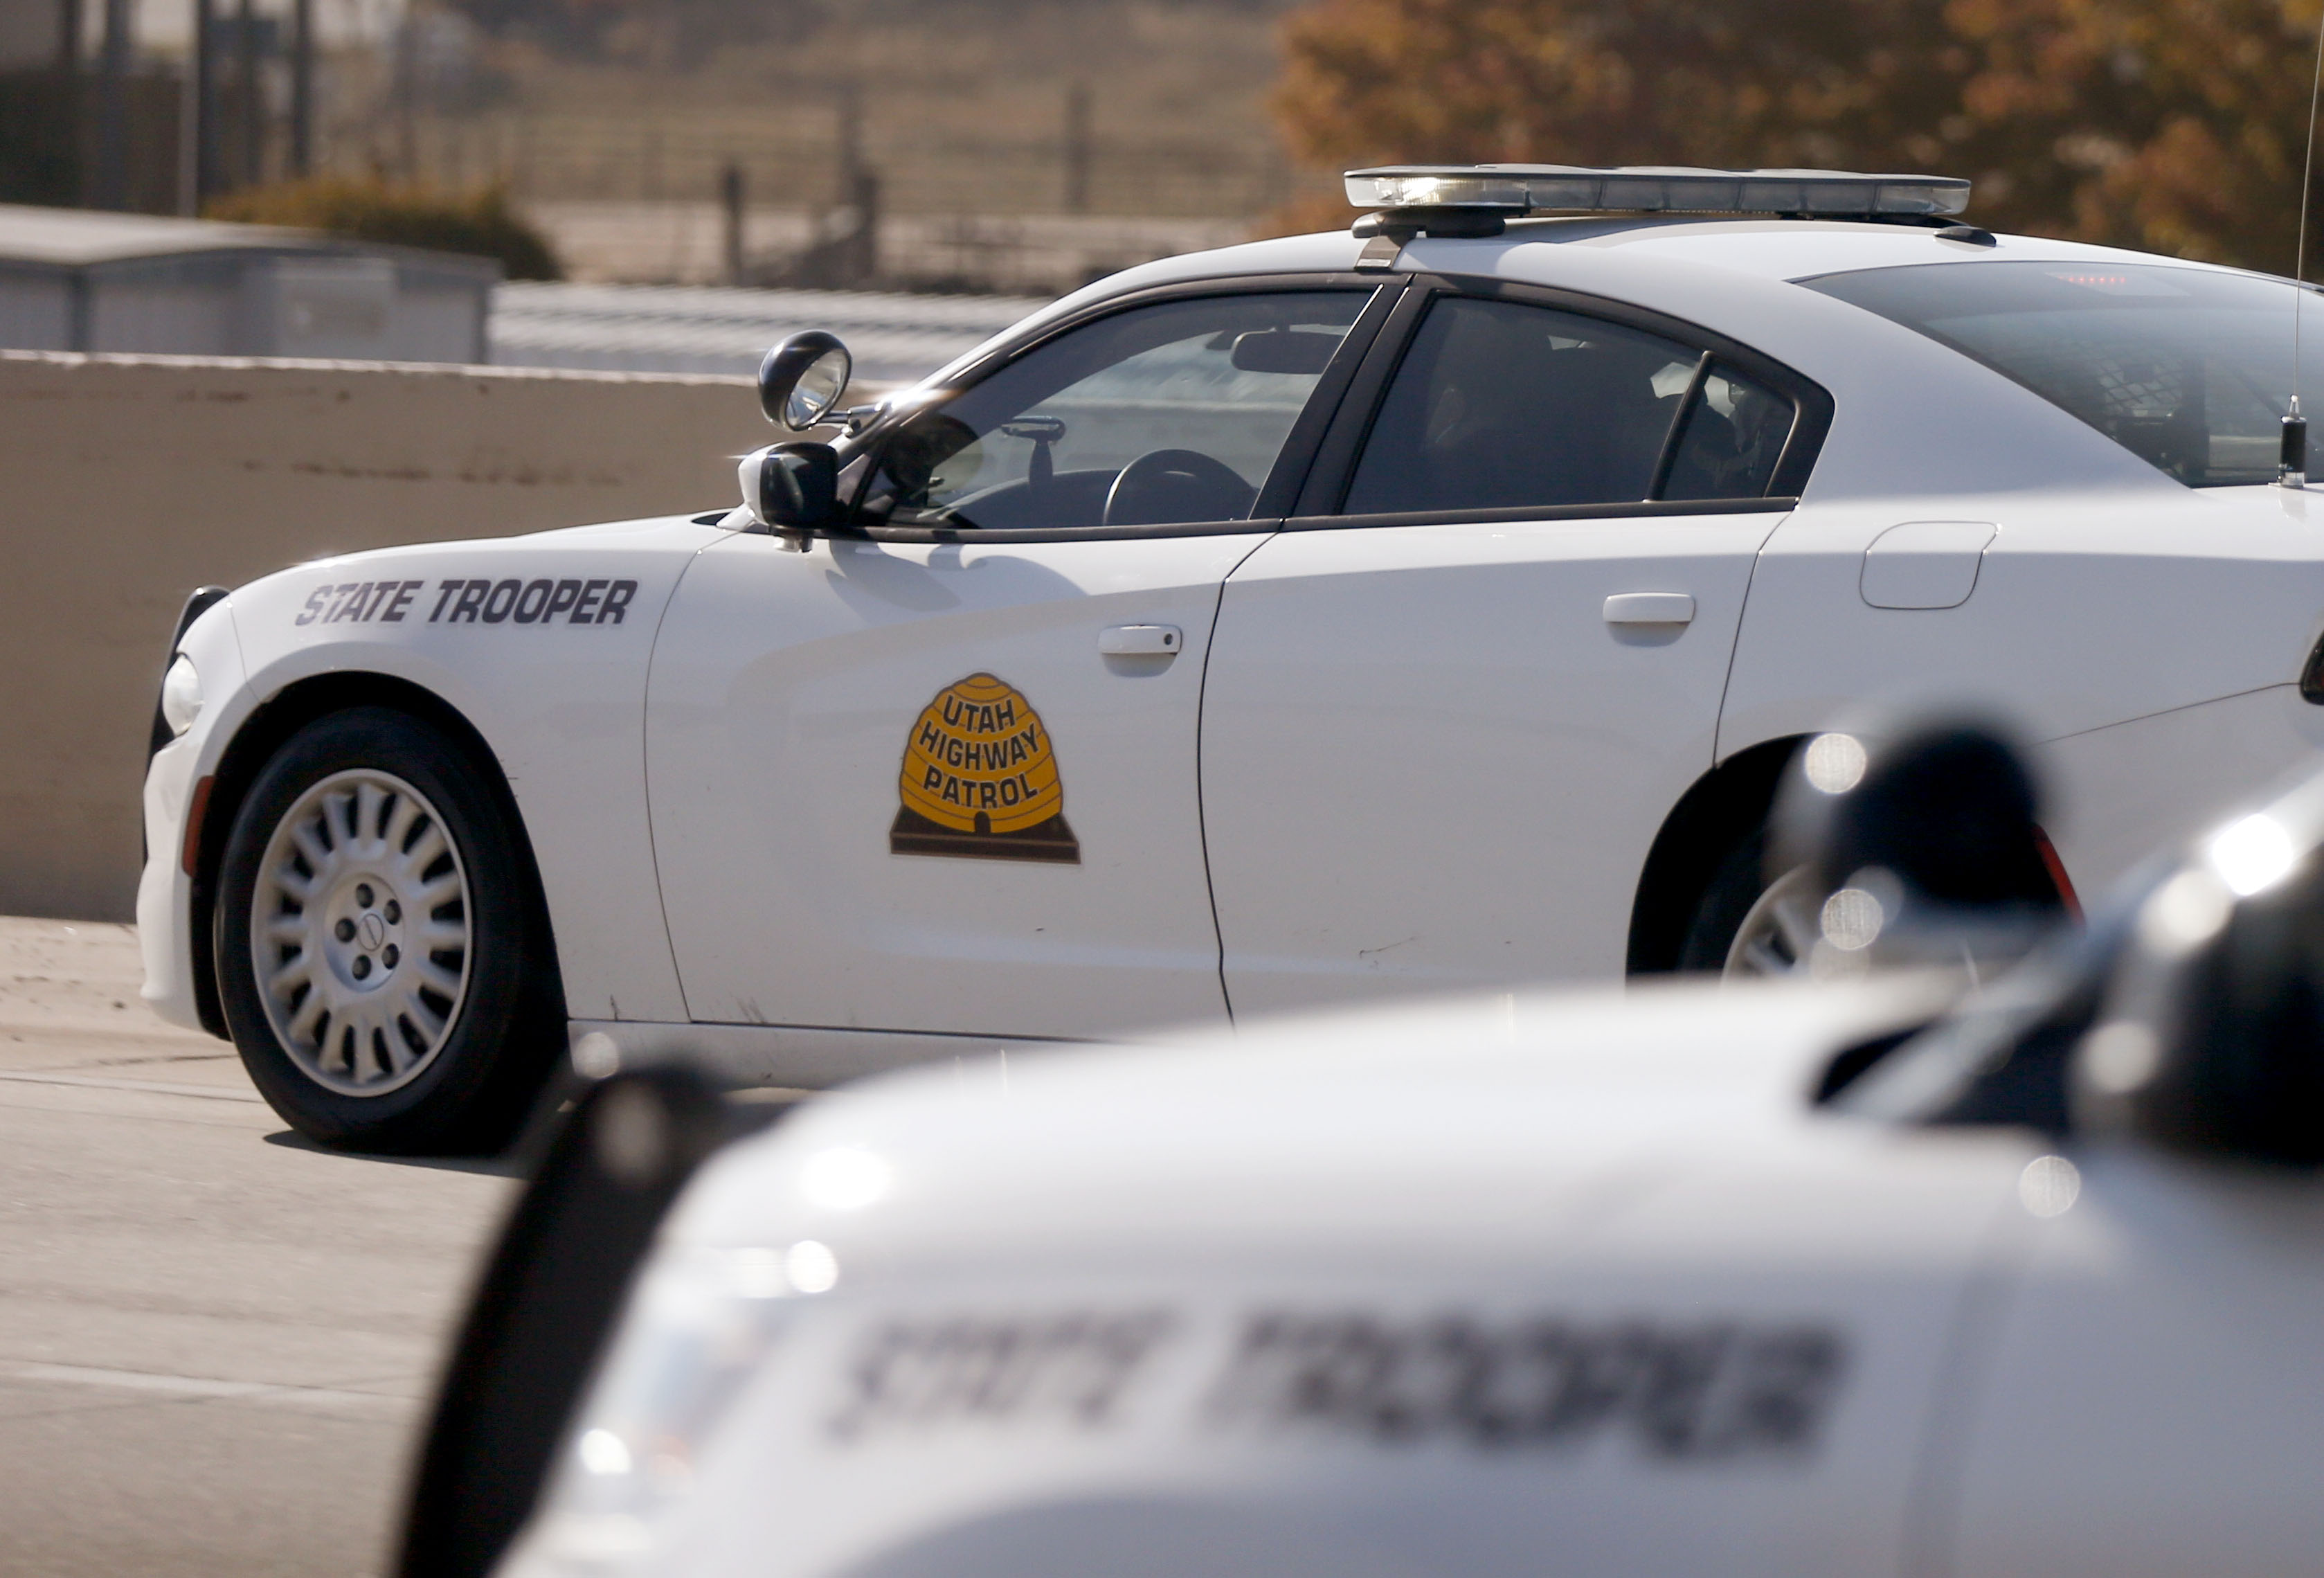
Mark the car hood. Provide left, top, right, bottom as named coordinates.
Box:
left=562, top=971, right=2044, bottom=1578
left=665, top=971, right=1989, bottom=1279
left=237, top=509, right=726, bottom=591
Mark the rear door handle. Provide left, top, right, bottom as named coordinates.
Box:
left=1099, top=624, right=1182, bottom=656
left=1602, top=593, right=1695, bottom=626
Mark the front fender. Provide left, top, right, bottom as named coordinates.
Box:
left=173, top=515, right=727, bottom=1034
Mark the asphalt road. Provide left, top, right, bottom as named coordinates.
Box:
left=0, top=917, right=518, bottom=1577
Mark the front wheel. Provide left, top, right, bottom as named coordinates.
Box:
left=215, top=707, right=561, bottom=1154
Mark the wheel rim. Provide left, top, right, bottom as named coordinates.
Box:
left=1724, top=863, right=1821, bottom=978
left=249, top=769, right=473, bottom=1097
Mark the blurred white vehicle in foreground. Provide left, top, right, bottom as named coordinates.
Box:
left=405, top=726, right=2324, bottom=1578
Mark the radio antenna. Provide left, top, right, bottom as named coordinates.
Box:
left=2285, top=3, right=2324, bottom=487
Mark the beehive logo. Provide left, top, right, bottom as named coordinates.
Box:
left=891, top=673, right=1079, bottom=863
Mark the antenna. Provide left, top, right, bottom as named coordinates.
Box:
left=2285, top=7, right=2324, bottom=487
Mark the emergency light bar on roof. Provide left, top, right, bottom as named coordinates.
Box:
left=1344, top=165, right=1972, bottom=218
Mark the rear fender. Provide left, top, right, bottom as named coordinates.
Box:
left=1627, top=736, right=1805, bottom=975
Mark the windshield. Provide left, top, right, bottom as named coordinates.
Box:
left=1802, top=260, right=2324, bottom=486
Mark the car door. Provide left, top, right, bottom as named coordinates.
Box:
left=646, top=281, right=1391, bottom=1041
left=1200, top=279, right=1826, bottom=1016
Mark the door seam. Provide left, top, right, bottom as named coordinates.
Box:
left=1709, top=510, right=1794, bottom=766
left=1198, top=528, right=1284, bottom=1025
left=638, top=534, right=728, bottom=1026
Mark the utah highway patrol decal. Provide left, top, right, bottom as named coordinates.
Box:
left=892, top=674, right=1079, bottom=863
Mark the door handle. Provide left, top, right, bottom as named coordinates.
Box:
left=1099, top=625, right=1182, bottom=656
left=1602, top=593, right=1695, bottom=626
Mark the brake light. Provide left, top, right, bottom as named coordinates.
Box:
left=2033, top=825, right=2082, bottom=921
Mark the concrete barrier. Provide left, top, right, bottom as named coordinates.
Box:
left=3, top=350, right=767, bottom=922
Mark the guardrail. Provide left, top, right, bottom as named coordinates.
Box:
left=490, top=280, right=1041, bottom=380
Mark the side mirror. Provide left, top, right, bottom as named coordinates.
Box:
left=2080, top=786, right=2324, bottom=1167
left=1767, top=715, right=2067, bottom=978
left=1776, top=720, right=2062, bottom=915
left=757, top=330, right=852, bottom=431
left=739, top=441, right=839, bottom=535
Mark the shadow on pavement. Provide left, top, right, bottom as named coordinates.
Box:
left=262, top=1129, right=530, bottom=1178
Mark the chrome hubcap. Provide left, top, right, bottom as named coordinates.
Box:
left=250, top=769, right=472, bottom=1096
left=1724, top=863, right=1821, bottom=978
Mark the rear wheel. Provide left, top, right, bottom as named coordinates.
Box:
left=1676, top=825, right=1817, bottom=978
left=215, top=707, right=560, bottom=1154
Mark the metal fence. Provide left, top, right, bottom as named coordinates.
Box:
left=363, top=107, right=1314, bottom=222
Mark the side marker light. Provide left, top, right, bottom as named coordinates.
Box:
left=181, top=775, right=215, bottom=878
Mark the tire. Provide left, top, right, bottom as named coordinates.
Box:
left=215, top=706, right=561, bottom=1154
left=1677, top=825, right=1819, bottom=978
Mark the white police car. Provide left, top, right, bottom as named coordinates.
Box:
left=141, top=164, right=2324, bottom=1150
left=408, top=726, right=2324, bottom=1578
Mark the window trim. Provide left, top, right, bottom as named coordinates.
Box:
left=1646, top=352, right=1715, bottom=499
left=1292, top=274, right=1835, bottom=523
left=1278, top=496, right=1797, bottom=535
left=849, top=516, right=1285, bottom=547
left=831, top=272, right=1412, bottom=545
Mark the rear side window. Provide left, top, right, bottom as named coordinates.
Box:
left=1341, top=296, right=1800, bottom=515
left=1803, top=260, right=2319, bottom=487
left=1661, top=363, right=1794, bottom=501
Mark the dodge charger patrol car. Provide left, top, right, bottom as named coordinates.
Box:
left=143, top=164, right=2324, bottom=1150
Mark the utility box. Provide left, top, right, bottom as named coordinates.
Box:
left=0, top=205, right=498, bottom=363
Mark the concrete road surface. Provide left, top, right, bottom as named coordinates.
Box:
left=0, top=917, right=518, bottom=1577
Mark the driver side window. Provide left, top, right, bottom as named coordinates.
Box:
left=859, top=290, right=1370, bottom=532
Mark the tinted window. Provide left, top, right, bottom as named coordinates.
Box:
left=1661, top=362, right=1794, bottom=501
left=1804, top=260, right=2323, bottom=487
left=1344, top=297, right=1722, bottom=514
left=860, top=291, right=1369, bottom=530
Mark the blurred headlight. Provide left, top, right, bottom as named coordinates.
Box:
left=496, top=1241, right=829, bottom=1577
left=160, top=654, right=203, bottom=738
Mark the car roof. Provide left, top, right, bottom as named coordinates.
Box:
left=1519, top=215, right=2263, bottom=283
left=982, top=218, right=2204, bottom=507
left=1072, top=215, right=2270, bottom=299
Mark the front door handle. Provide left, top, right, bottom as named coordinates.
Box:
left=1099, top=625, right=1182, bottom=656
left=1602, top=593, right=1695, bottom=626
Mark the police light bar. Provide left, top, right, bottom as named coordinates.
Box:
left=1344, top=165, right=1972, bottom=218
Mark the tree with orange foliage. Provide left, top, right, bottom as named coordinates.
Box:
left=1948, top=0, right=2321, bottom=269
left=1272, top=0, right=2324, bottom=273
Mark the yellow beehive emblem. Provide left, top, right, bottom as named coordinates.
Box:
left=891, top=673, right=1079, bottom=863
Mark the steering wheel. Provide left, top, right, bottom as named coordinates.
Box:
left=1100, top=449, right=1256, bottom=528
